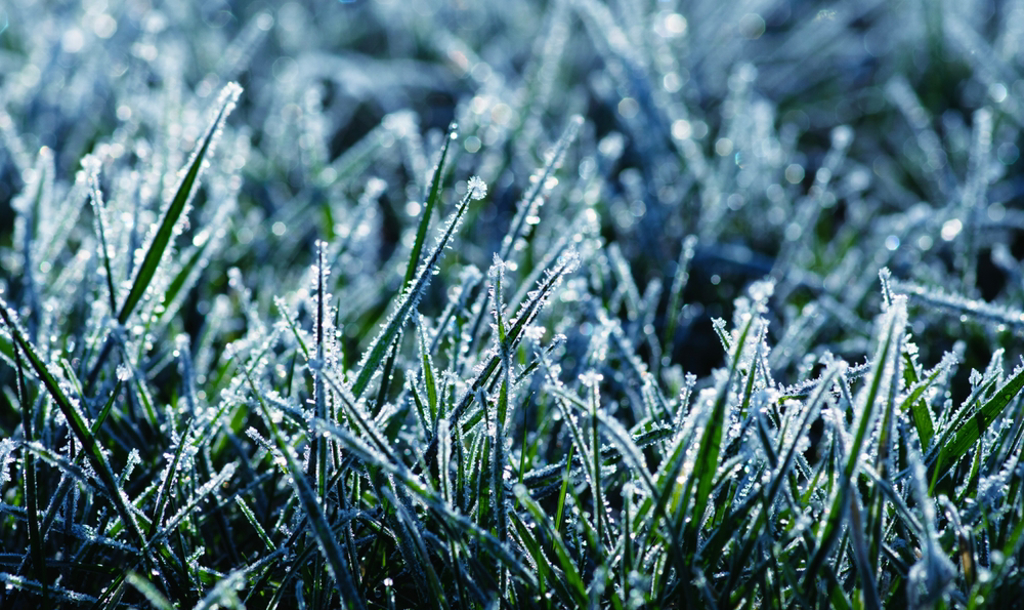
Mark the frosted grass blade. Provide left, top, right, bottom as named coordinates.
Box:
left=117, top=82, right=242, bottom=325
left=86, top=158, right=118, bottom=313
left=14, top=342, right=48, bottom=609
left=417, top=319, right=439, bottom=424
left=434, top=249, right=579, bottom=453
left=803, top=296, right=906, bottom=588
left=147, top=419, right=194, bottom=538
left=892, top=278, right=1024, bottom=332
left=932, top=364, right=1024, bottom=483
left=0, top=298, right=150, bottom=554
left=513, top=484, right=589, bottom=607
left=664, top=235, right=698, bottom=350
left=681, top=311, right=758, bottom=551
left=351, top=179, right=483, bottom=398
left=0, top=574, right=99, bottom=606
left=509, top=509, right=575, bottom=608
left=899, top=352, right=955, bottom=450
left=36, top=379, right=122, bottom=539
left=245, top=370, right=365, bottom=610
left=406, top=122, right=457, bottom=287
left=311, top=241, right=329, bottom=500
left=371, top=120, right=455, bottom=412
left=499, top=116, right=583, bottom=261
left=235, top=497, right=276, bottom=553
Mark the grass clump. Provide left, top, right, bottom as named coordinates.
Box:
left=1, top=1, right=1024, bottom=609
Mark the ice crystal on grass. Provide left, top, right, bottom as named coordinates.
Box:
left=467, top=175, right=488, bottom=201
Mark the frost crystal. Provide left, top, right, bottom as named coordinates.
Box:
left=0, top=438, right=16, bottom=486
left=467, top=175, right=487, bottom=201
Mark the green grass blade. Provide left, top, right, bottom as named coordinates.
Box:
left=311, top=241, right=329, bottom=499
left=932, top=363, right=1024, bottom=482
left=405, top=122, right=456, bottom=287
left=86, top=159, right=119, bottom=314
left=117, top=82, right=241, bottom=325
left=351, top=180, right=483, bottom=398
left=899, top=352, right=955, bottom=450
left=147, top=419, right=194, bottom=538
left=418, top=319, right=439, bottom=424
left=509, top=509, right=569, bottom=608
left=245, top=368, right=366, bottom=610
left=14, top=341, right=48, bottom=610
left=664, top=235, right=697, bottom=350
left=235, top=497, right=276, bottom=553
left=37, top=379, right=121, bottom=539
left=0, top=297, right=150, bottom=554
left=513, top=484, right=589, bottom=607
left=156, top=225, right=217, bottom=324
left=499, top=115, right=583, bottom=261
left=681, top=310, right=758, bottom=551
left=125, top=572, right=174, bottom=610
left=424, top=250, right=579, bottom=466
left=803, top=296, right=906, bottom=587
left=554, top=444, right=575, bottom=533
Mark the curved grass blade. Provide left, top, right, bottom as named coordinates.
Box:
left=117, top=82, right=242, bottom=325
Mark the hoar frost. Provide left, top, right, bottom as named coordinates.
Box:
left=467, top=175, right=487, bottom=200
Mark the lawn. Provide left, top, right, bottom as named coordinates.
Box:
left=1, top=1, right=1023, bottom=608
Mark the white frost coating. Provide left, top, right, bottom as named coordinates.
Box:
left=467, top=175, right=487, bottom=201
left=891, top=277, right=1024, bottom=331
left=0, top=438, right=16, bottom=486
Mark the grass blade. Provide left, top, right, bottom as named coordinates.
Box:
left=351, top=179, right=484, bottom=398
left=117, top=82, right=241, bottom=325
left=513, top=484, right=589, bottom=607
left=405, top=122, right=457, bottom=287
left=803, top=295, right=907, bottom=588
left=245, top=368, right=366, bottom=610
left=14, top=341, right=48, bottom=610
left=0, top=297, right=150, bottom=554
left=680, top=308, right=759, bottom=553
left=932, top=363, right=1024, bottom=483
